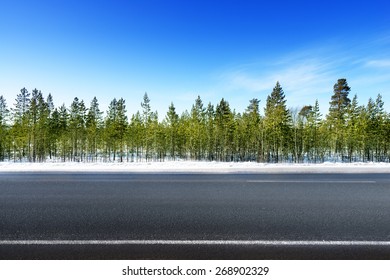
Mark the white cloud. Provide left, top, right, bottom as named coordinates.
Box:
left=365, top=59, right=390, bottom=68
left=215, top=38, right=390, bottom=114
left=218, top=55, right=339, bottom=112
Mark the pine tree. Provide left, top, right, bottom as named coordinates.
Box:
left=86, top=97, right=103, bottom=162
left=375, top=94, right=386, bottom=161
left=384, top=111, right=390, bottom=161
left=290, top=107, right=304, bottom=163
left=58, top=104, right=69, bottom=162
left=155, top=119, right=167, bottom=161
left=311, top=100, right=323, bottom=162
left=149, top=111, right=160, bottom=161
left=128, top=111, right=143, bottom=162
left=48, top=108, right=60, bottom=159
left=234, top=112, right=246, bottom=161
left=329, top=79, right=351, bottom=120
left=243, top=98, right=262, bottom=161
left=299, top=105, right=312, bottom=161
left=14, top=88, right=30, bottom=120
left=0, top=96, right=9, bottom=125
left=46, top=93, right=57, bottom=159
left=47, top=94, right=54, bottom=113
left=345, top=95, right=360, bottom=162
left=301, top=100, right=323, bottom=162
left=1, top=80, right=390, bottom=164
left=37, top=91, right=50, bottom=162
left=165, top=102, right=179, bottom=159
left=215, top=98, right=235, bottom=161
left=189, top=96, right=206, bottom=160
left=105, top=98, right=118, bottom=161
left=178, top=110, right=190, bottom=159
left=365, top=94, right=386, bottom=161
left=141, top=92, right=151, bottom=124
left=327, top=78, right=351, bottom=157
left=29, top=89, right=50, bottom=162
left=104, top=98, right=128, bottom=162
left=139, top=93, right=158, bottom=161
left=116, top=98, right=128, bottom=162
left=0, top=96, right=10, bottom=161
left=69, top=98, right=87, bottom=161
left=29, top=89, right=39, bottom=162
left=141, top=93, right=152, bottom=160
left=263, top=82, right=290, bottom=162
left=12, top=88, right=31, bottom=160
left=205, top=103, right=215, bottom=161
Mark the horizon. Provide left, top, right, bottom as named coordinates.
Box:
left=1, top=0, right=390, bottom=117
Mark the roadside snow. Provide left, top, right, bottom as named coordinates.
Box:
left=0, top=161, right=390, bottom=173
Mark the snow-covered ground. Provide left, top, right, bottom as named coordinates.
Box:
left=1, top=161, right=390, bottom=173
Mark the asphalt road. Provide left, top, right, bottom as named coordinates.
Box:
left=1, top=172, right=390, bottom=259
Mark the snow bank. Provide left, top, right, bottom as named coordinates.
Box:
left=1, top=161, right=390, bottom=173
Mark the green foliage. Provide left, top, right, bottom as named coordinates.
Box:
left=105, top=98, right=128, bottom=162
left=1, top=80, right=390, bottom=163
left=263, top=82, right=291, bottom=162
left=0, top=95, right=10, bottom=161
left=243, top=98, right=262, bottom=162
left=86, top=97, right=103, bottom=162
left=328, top=78, right=351, bottom=155
left=69, top=97, right=87, bottom=161
left=165, top=102, right=179, bottom=159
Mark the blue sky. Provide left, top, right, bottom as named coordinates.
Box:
left=1, top=0, right=390, bottom=117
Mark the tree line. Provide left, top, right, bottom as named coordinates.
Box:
left=0, top=79, right=389, bottom=163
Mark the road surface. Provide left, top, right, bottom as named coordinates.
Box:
left=1, top=172, right=390, bottom=259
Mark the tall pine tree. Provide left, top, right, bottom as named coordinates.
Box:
left=263, top=82, right=290, bottom=162
left=86, top=97, right=103, bottom=161
left=165, top=102, right=179, bottom=159
left=328, top=78, right=351, bottom=157
left=0, top=96, right=10, bottom=161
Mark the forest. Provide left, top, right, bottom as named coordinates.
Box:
left=0, top=78, right=389, bottom=163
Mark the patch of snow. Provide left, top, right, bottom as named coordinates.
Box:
left=0, top=161, right=390, bottom=173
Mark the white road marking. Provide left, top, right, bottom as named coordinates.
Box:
left=0, top=240, right=389, bottom=246
left=246, top=180, right=377, bottom=184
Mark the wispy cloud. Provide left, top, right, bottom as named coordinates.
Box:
left=218, top=54, right=340, bottom=111
left=365, top=59, right=390, bottom=68
left=214, top=33, right=390, bottom=114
